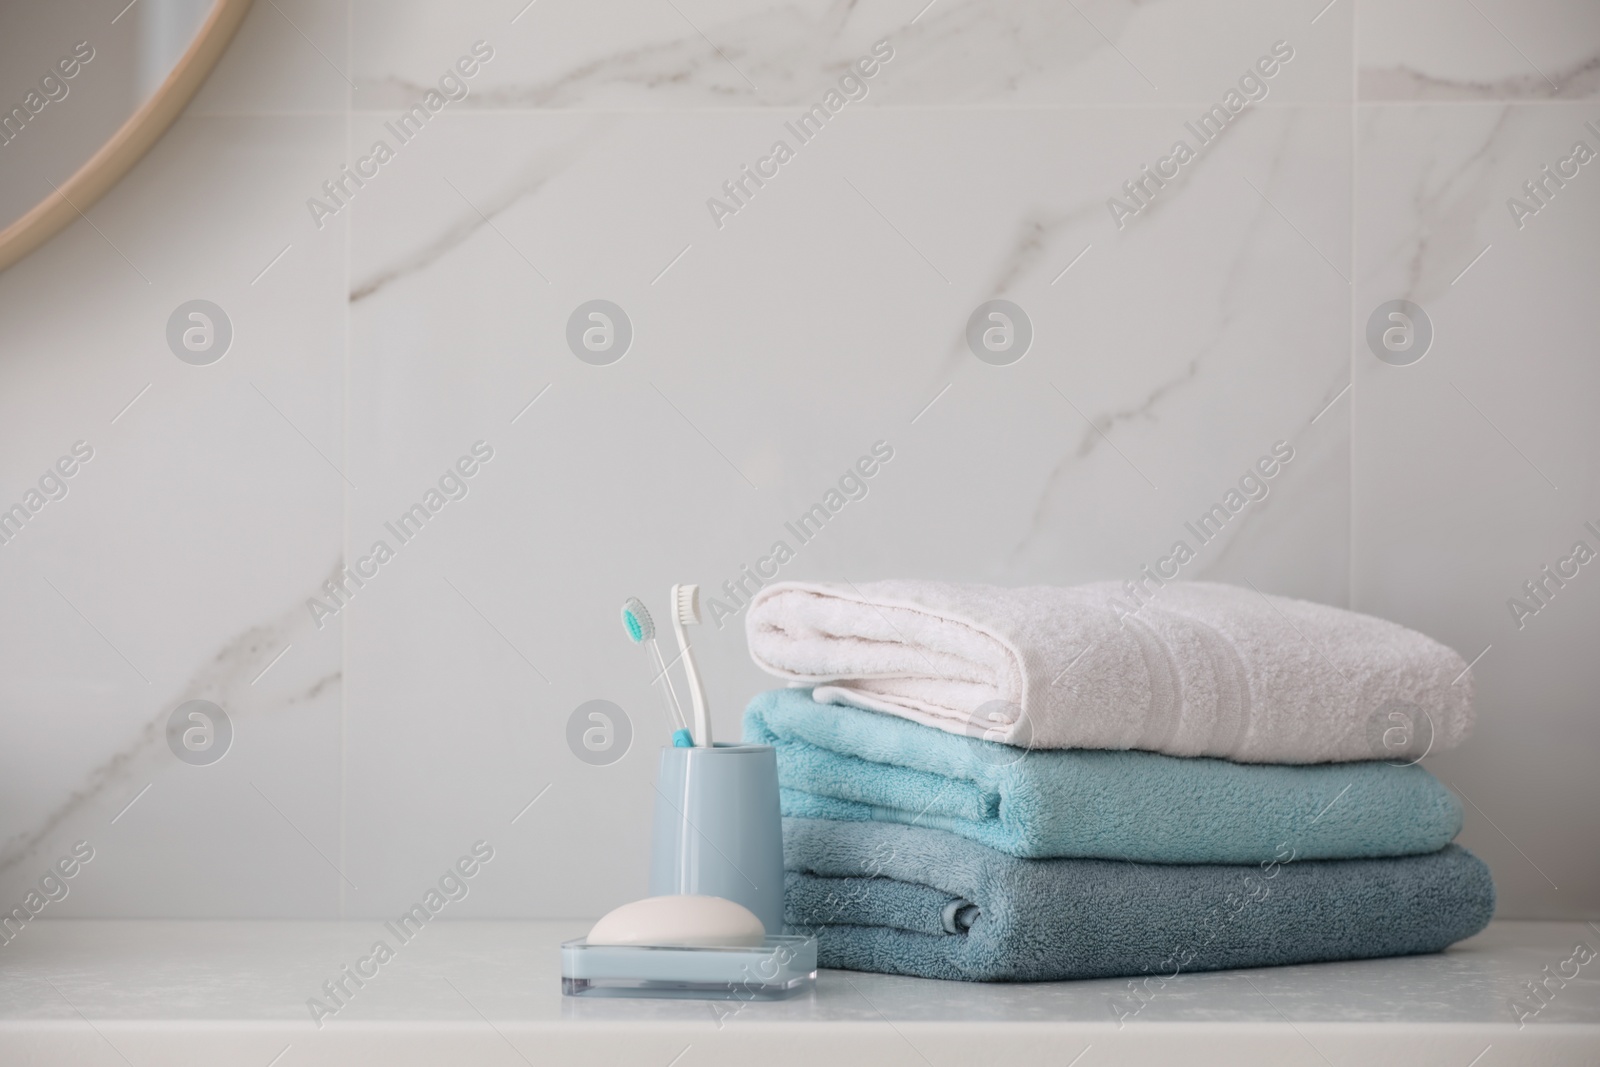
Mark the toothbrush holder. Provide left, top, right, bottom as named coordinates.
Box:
left=648, top=743, right=786, bottom=934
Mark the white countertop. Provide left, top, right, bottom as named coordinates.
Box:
left=1, top=920, right=1596, bottom=1065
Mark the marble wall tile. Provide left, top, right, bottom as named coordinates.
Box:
left=1360, top=0, right=1600, bottom=99
left=352, top=0, right=1352, bottom=111
left=0, top=112, right=347, bottom=916
left=1352, top=101, right=1600, bottom=916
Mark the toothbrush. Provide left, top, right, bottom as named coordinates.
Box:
left=671, top=583, right=711, bottom=747
left=621, top=597, right=693, bottom=748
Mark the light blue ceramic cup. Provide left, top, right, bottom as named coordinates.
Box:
left=648, top=743, right=785, bottom=933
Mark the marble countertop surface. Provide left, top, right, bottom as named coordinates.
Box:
left=1, top=919, right=1596, bottom=1065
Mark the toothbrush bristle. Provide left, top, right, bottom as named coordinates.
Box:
left=621, top=597, right=654, bottom=641
left=676, top=583, right=701, bottom=624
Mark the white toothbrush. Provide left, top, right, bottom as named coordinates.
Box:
left=671, top=583, right=711, bottom=747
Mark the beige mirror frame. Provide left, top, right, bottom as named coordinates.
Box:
left=0, top=0, right=255, bottom=274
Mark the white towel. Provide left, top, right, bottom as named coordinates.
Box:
left=744, top=580, right=1473, bottom=764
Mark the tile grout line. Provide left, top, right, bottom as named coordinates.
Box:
left=338, top=0, right=354, bottom=924
left=1348, top=0, right=1358, bottom=613
left=183, top=98, right=1595, bottom=121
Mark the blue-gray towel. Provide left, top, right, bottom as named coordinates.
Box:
left=747, top=689, right=1462, bottom=863
left=784, top=818, right=1495, bottom=982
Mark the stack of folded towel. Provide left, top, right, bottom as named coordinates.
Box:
left=742, top=579, right=1495, bottom=983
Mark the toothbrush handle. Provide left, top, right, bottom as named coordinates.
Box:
left=646, top=639, right=688, bottom=734
left=682, top=633, right=711, bottom=747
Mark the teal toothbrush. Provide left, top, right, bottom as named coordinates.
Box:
left=622, top=597, right=694, bottom=748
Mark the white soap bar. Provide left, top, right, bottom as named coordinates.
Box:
left=587, top=895, right=765, bottom=947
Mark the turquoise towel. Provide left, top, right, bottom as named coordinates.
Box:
left=784, top=818, right=1495, bottom=982
left=746, top=688, right=1462, bottom=863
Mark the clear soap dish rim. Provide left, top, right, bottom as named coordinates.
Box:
left=560, top=934, right=818, bottom=1000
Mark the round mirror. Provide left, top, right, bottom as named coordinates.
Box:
left=0, top=0, right=252, bottom=272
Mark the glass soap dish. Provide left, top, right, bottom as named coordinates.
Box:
left=561, top=935, right=817, bottom=999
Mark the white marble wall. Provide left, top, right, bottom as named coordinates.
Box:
left=0, top=0, right=1593, bottom=922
